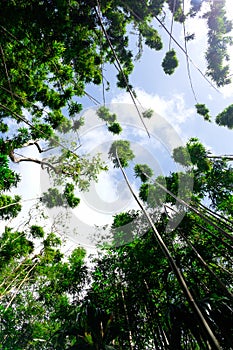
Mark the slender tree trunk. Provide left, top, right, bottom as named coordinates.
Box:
left=198, top=202, right=233, bottom=230
left=143, top=279, right=169, bottom=350
left=120, top=288, right=134, bottom=350
left=117, top=153, right=222, bottom=350
left=179, top=231, right=233, bottom=299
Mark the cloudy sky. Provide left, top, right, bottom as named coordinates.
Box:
left=6, top=0, right=233, bottom=251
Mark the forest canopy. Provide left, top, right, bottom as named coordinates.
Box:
left=0, top=0, right=233, bottom=349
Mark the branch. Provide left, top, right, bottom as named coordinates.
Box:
left=9, top=151, right=57, bottom=173
left=21, top=140, right=54, bottom=153
left=5, top=261, right=39, bottom=310
left=0, top=102, right=80, bottom=160
left=208, top=155, right=233, bottom=161
left=182, top=0, right=198, bottom=103
left=0, top=45, right=13, bottom=99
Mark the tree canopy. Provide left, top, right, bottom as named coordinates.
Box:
left=0, top=0, right=233, bottom=349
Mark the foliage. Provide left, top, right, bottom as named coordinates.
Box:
left=0, top=194, right=21, bottom=219
left=139, top=182, right=166, bottom=207
left=0, top=1, right=233, bottom=349
left=142, top=108, right=154, bottom=119
left=97, top=107, right=122, bottom=134
left=173, top=138, right=211, bottom=171
left=72, top=117, right=85, bottom=130
left=167, top=0, right=185, bottom=22
left=205, top=0, right=232, bottom=86
left=0, top=225, right=87, bottom=350
left=195, top=103, right=211, bottom=121
left=134, top=163, right=153, bottom=182
left=0, top=154, right=20, bottom=191
left=97, top=107, right=117, bottom=124
left=173, top=139, right=233, bottom=211
left=216, top=104, right=233, bottom=129
left=139, top=23, right=163, bottom=50
left=190, top=0, right=203, bottom=16
left=108, top=140, right=135, bottom=168
left=108, top=122, right=123, bottom=135
left=41, top=184, right=80, bottom=209
left=64, top=182, right=80, bottom=208
left=41, top=187, right=64, bottom=208
left=87, top=207, right=233, bottom=349
left=162, top=49, right=179, bottom=75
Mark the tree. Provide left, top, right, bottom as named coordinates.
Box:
left=216, top=104, right=233, bottom=129
left=108, top=140, right=135, bottom=168
left=205, top=0, right=232, bottom=87
left=1, top=1, right=233, bottom=349
left=0, top=225, right=87, bottom=350
left=134, top=163, right=153, bottom=182
left=195, top=103, right=211, bottom=122
left=84, top=160, right=233, bottom=348
left=162, top=49, right=179, bottom=75
left=108, top=122, right=123, bottom=135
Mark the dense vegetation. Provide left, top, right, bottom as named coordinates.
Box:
left=0, top=0, right=232, bottom=349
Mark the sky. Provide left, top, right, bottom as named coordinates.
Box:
left=4, top=0, right=233, bottom=253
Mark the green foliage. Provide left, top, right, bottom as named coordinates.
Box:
left=0, top=154, right=20, bottom=191
left=0, top=194, right=21, bottom=219
left=195, top=103, right=211, bottom=121
left=0, top=227, right=34, bottom=269
left=41, top=185, right=80, bottom=209
left=30, top=225, right=45, bottom=239
left=205, top=0, right=232, bottom=86
left=187, top=138, right=211, bottom=172
left=172, top=145, right=192, bottom=166
left=112, top=212, right=137, bottom=229
left=86, top=205, right=233, bottom=349
left=69, top=101, right=83, bottom=117
left=167, top=0, right=185, bottom=22
left=190, top=0, right=203, bottom=16
left=0, top=2, right=233, bottom=349
left=97, top=106, right=117, bottom=123
left=0, top=224, right=87, bottom=350
left=41, top=188, right=64, bottom=208
left=173, top=138, right=211, bottom=172
left=55, top=150, right=108, bottom=191
left=108, top=140, right=135, bottom=168
left=162, top=49, right=179, bottom=75
left=142, top=108, right=154, bottom=119
left=64, top=183, right=80, bottom=208
left=139, top=182, right=166, bottom=207
left=185, top=33, right=195, bottom=41
left=45, top=111, right=72, bottom=133
left=134, top=163, right=153, bottom=182
left=0, top=122, right=8, bottom=132
left=107, top=122, right=122, bottom=135
left=111, top=211, right=140, bottom=246
left=173, top=139, right=233, bottom=211
left=139, top=23, right=163, bottom=50
left=216, top=104, right=233, bottom=129
left=30, top=123, right=54, bottom=140
left=97, top=107, right=122, bottom=134
left=73, top=117, right=85, bottom=130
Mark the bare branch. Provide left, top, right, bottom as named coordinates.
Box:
left=9, top=150, right=57, bottom=173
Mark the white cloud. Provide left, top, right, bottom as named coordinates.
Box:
left=111, top=88, right=195, bottom=131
